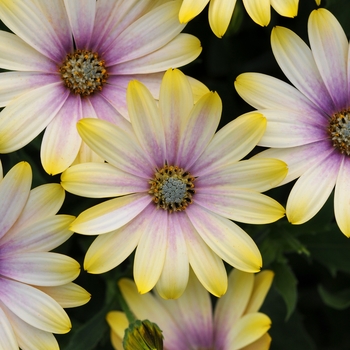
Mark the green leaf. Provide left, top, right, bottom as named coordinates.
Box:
left=271, top=262, right=298, bottom=320
left=318, top=285, right=350, bottom=310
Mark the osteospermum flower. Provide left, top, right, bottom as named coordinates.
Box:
left=235, top=8, right=350, bottom=236
left=0, top=0, right=201, bottom=175
left=61, top=68, right=287, bottom=298
left=0, top=161, right=90, bottom=350
left=107, top=269, right=273, bottom=350
left=179, top=0, right=299, bottom=37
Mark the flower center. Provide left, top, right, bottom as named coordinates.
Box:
left=59, top=49, right=108, bottom=97
left=149, top=164, right=195, bottom=213
left=328, top=110, right=350, bottom=155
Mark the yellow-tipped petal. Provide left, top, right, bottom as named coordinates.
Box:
left=242, top=0, right=271, bottom=26
left=209, top=0, right=237, bottom=38
left=179, top=0, right=209, bottom=23
left=271, top=0, right=298, bottom=18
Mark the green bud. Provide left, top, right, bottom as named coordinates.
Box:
left=123, top=319, right=163, bottom=350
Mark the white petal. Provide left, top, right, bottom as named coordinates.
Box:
left=0, top=306, right=18, bottom=350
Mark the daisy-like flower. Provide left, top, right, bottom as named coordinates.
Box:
left=61, top=68, right=287, bottom=298
left=107, top=269, right=273, bottom=350
left=235, top=8, right=350, bottom=236
left=179, top=0, right=299, bottom=37
left=0, top=0, right=201, bottom=175
left=0, top=161, right=90, bottom=350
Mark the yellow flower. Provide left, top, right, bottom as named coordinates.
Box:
left=107, top=269, right=274, bottom=350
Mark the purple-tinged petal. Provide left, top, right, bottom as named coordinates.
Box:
left=271, top=26, right=335, bottom=113
left=71, top=193, right=151, bottom=235
left=0, top=30, right=57, bottom=72
left=156, top=213, right=189, bottom=299
left=192, top=112, right=265, bottom=176
left=63, top=0, right=95, bottom=49
left=0, top=252, right=80, bottom=286
left=181, top=212, right=228, bottom=297
left=0, top=1, right=70, bottom=62
left=214, top=270, right=254, bottom=349
left=308, top=9, right=348, bottom=111
left=334, top=157, right=350, bottom=237
left=287, top=149, right=342, bottom=224
left=134, top=206, right=168, bottom=294
left=0, top=278, right=71, bottom=334
left=177, top=91, right=221, bottom=169
left=61, top=162, right=148, bottom=198
left=109, top=34, right=201, bottom=75
left=84, top=208, right=148, bottom=273
left=0, top=72, right=59, bottom=107
left=127, top=80, right=166, bottom=168
left=235, top=72, right=326, bottom=115
left=41, top=94, right=82, bottom=175
left=0, top=306, right=17, bottom=350
left=0, top=162, right=31, bottom=240
left=160, top=69, right=194, bottom=165
left=104, top=1, right=184, bottom=65
left=77, top=118, right=153, bottom=178
left=187, top=204, right=262, bottom=272
left=0, top=215, right=74, bottom=255
left=0, top=83, right=70, bottom=153
left=1, top=305, right=59, bottom=350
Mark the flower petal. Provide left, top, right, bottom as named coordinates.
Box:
left=77, top=118, right=153, bottom=178
left=177, top=91, right=222, bottom=169
left=242, top=0, right=271, bottom=26
left=0, top=0, right=70, bottom=62
left=109, top=33, right=202, bottom=75
left=0, top=278, right=71, bottom=334
left=179, top=0, right=209, bottom=23
left=106, top=311, right=128, bottom=350
left=270, top=0, right=298, bottom=17
left=156, top=213, right=189, bottom=299
left=63, top=0, right=95, bottom=48
left=127, top=80, right=166, bottom=168
left=37, top=283, right=91, bottom=308
left=195, top=189, right=285, bottom=224
left=83, top=207, right=148, bottom=273
left=181, top=212, right=228, bottom=297
left=241, top=333, right=272, bottom=350
left=0, top=162, right=31, bottom=240
left=71, top=193, right=151, bottom=235
left=134, top=206, right=168, bottom=294
left=0, top=83, right=69, bottom=153
left=187, top=204, right=262, bottom=272
left=0, top=306, right=18, bottom=350
left=41, top=94, right=83, bottom=175
left=334, top=157, right=350, bottom=237
left=287, top=150, right=342, bottom=224
left=209, top=0, right=237, bottom=37
left=271, top=26, right=335, bottom=112
left=308, top=8, right=348, bottom=111
left=159, top=69, right=194, bottom=165
left=192, top=112, right=266, bottom=176
left=0, top=252, right=80, bottom=286
left=61, top=162, right=148, bottom=198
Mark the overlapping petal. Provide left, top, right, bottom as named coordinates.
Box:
left=0, top=306, right=17, bottom=350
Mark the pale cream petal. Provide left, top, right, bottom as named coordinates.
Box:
left=227, top=313, right=271, bottom=350
left=159, top=69, right=194, bottom=165
left=127, top=80, right=166, bottom=168
left=0, top=278, right=71, bottom=334
left=214, top=270, right=254, bottom=349
left=179, top=0, right=209, bottom=23
left=0, top=162, right=31, bottom=240
left=134, top=207, right=168, bottom=294
left=271, top=0, right=298, bottom=17
left=287, top=151, right=341, bottom=224
left=334, top=157, right=350, bottom=237
left=209, top=0, right=237, bottom=37
left=71, top=193, right=151, bottom=235
left=106, top=311, right=128, bottom=350
left=156, top=213, right=189, bottom=299
left=187, top=204, right=262, bottom=272
left=61, top=162, right=148, bottom=198
left=242, top=0, right=271, bottom=26
left=0, top=306, right=18, bottom=350
left=192, top=112, right=266, bottom=176
left=245, top=270, right=274, bottom=313
left=37, top=283, right=91, bottom=308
